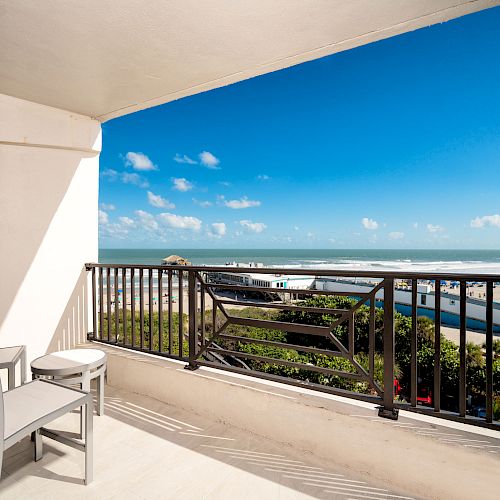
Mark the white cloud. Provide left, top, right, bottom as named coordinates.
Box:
left=118, top=216, right=134, bottom=226
left=125, top=152, right=157, bottom=171
left=224, top=196, right=261, bottom=209
left=147, top=191, right=175, bottom=209
left=239, top=220, right=267, bottom=233
left=101, top=169, right=118, bottom=180
left=101, top=169, right=149, bottom=188
left=100, top=203, right=116, bottom=210
left=208, top=222, right=227, bottom=238
left=122, top=172, right=149, bottom=188
left=199, top=151, right=220, bottom=169
left=257, top=174, right=270, bottom=180
left=172, top=177, right=193, bottom=192
left=427, top=223, right=444, bottom=233
left=98, top=210, right=109, bottom=224
left=219, top=181, right=231, bottom=187
left=294, top=226, right=300, bottom=231
left=193, top=198, right=213, bottom=208
left=470, top=214, right=500, bottom=229
left=158, top=212, right=202, bottom=231
left=99, top=212, right=133, bottom=240
left=389, top=231, right=405, bottom=240
left=173, top=153, right=197, bottom=165
left=99, top=222, right=130, bottom=239
left=134, top=210, right=159, bottom=231
left=362, top=217, right=378, bottom=230
left=412, top=222, right=419, bottom=229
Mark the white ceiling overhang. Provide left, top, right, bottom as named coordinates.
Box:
left=1, top=0, right=498, bottom=121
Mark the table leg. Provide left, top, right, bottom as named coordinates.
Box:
left=31, top=374, right=40, bottom=441
left=85, top=400, right=93, bottom=485
left=80, top=371, right=91, bottom=439
left=97, top=371, right=105, bottom=416
left=20, top=348, right=27, bottom=385
left=81, top=370, right=91, bottom=392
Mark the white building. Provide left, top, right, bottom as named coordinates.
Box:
left=316, top=278, right=500, bottom=331
left=207, top=264, right=315, bottom=290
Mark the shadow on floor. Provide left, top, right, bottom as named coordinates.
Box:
left=101, top=386, right=413, bottom=500
left=1, top=384, right=414, bottom=499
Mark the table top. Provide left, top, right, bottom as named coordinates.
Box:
left=31, top=348, right=107, bottom=376
left=0, top=346, right=25, bottom=367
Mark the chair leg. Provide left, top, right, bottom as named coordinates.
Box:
left=34, top=429, right=43, bottom=462
left=8, top=366, right=15, bottom=390
left=79, top=407, right=84, bottom=440
left=84, top=402, right=93, bottom=485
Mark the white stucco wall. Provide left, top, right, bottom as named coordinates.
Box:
left=0, top=94, right=101, bottom=382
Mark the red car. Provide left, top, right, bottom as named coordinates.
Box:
left=417, top=387, right=433, bottom=406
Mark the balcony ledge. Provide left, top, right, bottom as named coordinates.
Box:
left=97, top=342, right=498, bottom=499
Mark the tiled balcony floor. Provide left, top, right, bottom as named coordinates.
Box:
left=0, top=385, right=414, bottom=500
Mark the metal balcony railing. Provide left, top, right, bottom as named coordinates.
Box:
left=85, top=263, right=499, bottom=429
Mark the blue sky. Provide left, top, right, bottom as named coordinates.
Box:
left=99, top=7, right=500, bottom=249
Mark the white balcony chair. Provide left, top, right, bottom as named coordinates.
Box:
left=0, top=378, right=93, bottom=484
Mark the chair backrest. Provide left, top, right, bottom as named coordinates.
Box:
left=0, top=377, right=4, bottom=474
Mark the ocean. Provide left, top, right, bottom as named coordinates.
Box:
left=99, top=249, right=500, bottom=274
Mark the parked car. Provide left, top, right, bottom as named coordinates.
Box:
left=417, top=386, right=433, bottom=407
left=471, top=406, right=486, bottom=418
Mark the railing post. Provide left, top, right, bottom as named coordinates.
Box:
left=379, top=277, right=399, bottom=420
left=90, top=266, right=97, bottom=340
left=433, top=279, right=441, bottom=413
left=486, top=280, right=493, bottom=423
left=410, top=278, right=418, bottom=407
left=186, top=269, right=199, bottom=370
left=459, top=280, right=467, bottom=417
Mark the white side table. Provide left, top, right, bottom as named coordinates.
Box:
left=31, top=349, right=107, bottom=416
left=0, top=346, right=26, bottom=390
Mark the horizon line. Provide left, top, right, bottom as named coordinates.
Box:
left=99, top=248, right=500, bottom=251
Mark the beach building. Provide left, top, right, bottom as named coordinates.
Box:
left=316, top=278, right=500, bottom=332
left=162, top=254, right=191, bottom=266
left=1, top=2, right=499, bottom=499
left=207, top=263, right=315, bottom=290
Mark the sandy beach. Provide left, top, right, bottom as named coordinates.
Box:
left=440, top=282, right=500, bottom=301
left=440, top=326, right=488, bottom=346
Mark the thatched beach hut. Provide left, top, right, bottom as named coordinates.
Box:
left=162, top=254, right=191, bottom=266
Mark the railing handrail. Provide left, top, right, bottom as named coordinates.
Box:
left=85, top=263, right=500, bottom=281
